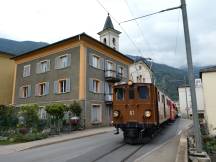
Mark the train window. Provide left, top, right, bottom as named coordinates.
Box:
left=138, top=86, right=149, bottom=99
left=115, top=88, right=124, bottom=100
left=129, top=87, right=135, bottom=99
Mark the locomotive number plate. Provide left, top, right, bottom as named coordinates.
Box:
left=129, top=110, right=135, bottom=116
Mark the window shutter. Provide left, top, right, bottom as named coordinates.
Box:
left=45, top=82, right=49, bottom=95
left=66, top=78, right=70, bottom=92
left=27, top=85, right=31, bottom=97
left=19, top=87, right=23, bottom=98
left=35, top=84, right=39, bottom=96
left=55, top=57, right=60, bottom=69
left=89, top=53, right=93, bottom=66
left=54, top=81, right=58, bottom=94
left=36, top=62, right=41, bottom=73
left=99, top=58, right=104, bottom=70
left=100, top=81, right=104, bottom=93
left=67, top=54, right=71, bottom=67
left=47, top=60, right=51, bottom=71
left=89, top=78, right=93, bottom=92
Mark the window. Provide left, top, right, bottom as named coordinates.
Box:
left=103, top=38, right=107, bottom=44
left=19, top=85, right=31, bottom=98
left=138, top=86, right=149, bottom=99
left=93, top=80, right=100, bottom=93
left=89, top=78, right=103, bottom=93
left=129, top=87, right=135, bottom=99
left=115, top=88, right=124, bottom=100
left=36, top=60, right=50, bottom=73
left=60, top=55, right=68, bottom=68
left=55, top=54, right=70, bottom=69
left=139, top=65, right=142, bottom=70
left=23, top=65, right=31, bottom=77
left=158, top=91, right=160, bottom=102
left=112, top=38, right=116, bottom=45
left=117, top=65, right=123, bottom=76
left=54, top=78, right=70, bottom=94
left=91, top=105, right=102, bottom=123
left=92, top=55, right=100, bottom=68
left=89, top=53, right=104, bottom=70
left=137, top=75, right=142, bottom=83
left=41, top=61, right=48, bottom=72
left=35, top=82, right=49, bottom=96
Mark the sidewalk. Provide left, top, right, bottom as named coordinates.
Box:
left=0, top=127, right=114, bottom=155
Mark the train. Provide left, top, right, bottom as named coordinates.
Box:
left=112, top=80, right=177, bottom=144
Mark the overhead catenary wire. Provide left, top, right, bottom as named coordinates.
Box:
left=119, top=5, right=182, bottom=24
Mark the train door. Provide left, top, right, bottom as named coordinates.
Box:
left=127, top=85, right=138, bottom=122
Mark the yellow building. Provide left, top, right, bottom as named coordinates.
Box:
left=200, top=66, right=216, bottom=135
left=0, top=51, right=15, bottom=105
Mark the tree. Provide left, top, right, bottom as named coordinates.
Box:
left=69, top=101, right=82, bottom=117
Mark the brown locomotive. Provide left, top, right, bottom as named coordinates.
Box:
left=112, top=81, right=177, bottom=144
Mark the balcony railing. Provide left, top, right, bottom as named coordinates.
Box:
left=105, top=93, right=113, bottom=104
left=105, top=70, right=122, bottom=82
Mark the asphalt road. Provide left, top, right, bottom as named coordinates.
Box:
left=0, top=119, right=191, bottom=162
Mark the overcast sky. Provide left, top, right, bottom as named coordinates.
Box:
left=0, top=0, right=215, bottom=68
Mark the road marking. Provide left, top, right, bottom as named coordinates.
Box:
left=178, top=130, right=182, bottom=135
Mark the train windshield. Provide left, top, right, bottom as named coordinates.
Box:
left=138, top=86, right=149, bottom=99
left=129, top=86, right=135, bottom=99
left=115, top=88, right=124, bottom=100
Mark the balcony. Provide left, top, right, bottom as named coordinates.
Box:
left=105, top=94, right=113, bottom=104
left=105, top=70, right=122, bottom=83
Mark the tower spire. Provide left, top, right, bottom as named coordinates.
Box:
left=98, top=14, right=121, bottom=51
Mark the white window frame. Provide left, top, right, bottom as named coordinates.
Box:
left=59, top=79, right=67, bottom=93
left=40, top=60, right=48, bottom=73
left=20, top=85, right=31, bottom=98
left=59, top=55, right=68, bottom=68
left=91, top=104, right=102, bottom=123
left=92, top=54, right=100, bottom=68
left=93, top=79, right=100, bottom=93
left=23, top=64, right=31, bottom=77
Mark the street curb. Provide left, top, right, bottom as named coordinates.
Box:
left=22, top=130, right=112, bottom=151
left=175, top=132, right=188, bottom=162
left=0, top=127, right=114, bottom=154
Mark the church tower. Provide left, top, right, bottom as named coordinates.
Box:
left=98, top=14, right=121, bottom=51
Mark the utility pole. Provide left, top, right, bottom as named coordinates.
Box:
left=180, top=0, right=202, bottom=152
left=184, top=76, right=189, bottom=119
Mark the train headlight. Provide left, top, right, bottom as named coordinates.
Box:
left=113, top=110, right=120, bottom=118
left=144, top=110, right=152, bottom=118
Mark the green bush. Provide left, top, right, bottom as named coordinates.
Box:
left=69, top=101, right=82, bottom=117
left=203, top=136, right=216, bottom=153
left=19, top=104, right=39, bottom=129
left=0, top=105, right=18, bottom=133
left=9, top=132, right=48, bottom=143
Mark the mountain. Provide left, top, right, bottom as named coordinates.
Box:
left=0, top=38, right=48, bottom=55
left=127, top=55, right=188, bottom=101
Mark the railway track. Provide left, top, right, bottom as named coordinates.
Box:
left=90, top=143, right=144, bottom=162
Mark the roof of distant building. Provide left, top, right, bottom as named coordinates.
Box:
left=200, top=65, right=216, bottom=78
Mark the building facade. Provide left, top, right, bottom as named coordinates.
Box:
left=200, top=66, right=216, bottom=135
left=12, top=17, right=133, bottom=128
left=129, top=59, right=153, bottom=83
left=178, top=79, right=205, bottom=119
left=0, top=51, right=15, bottom=105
